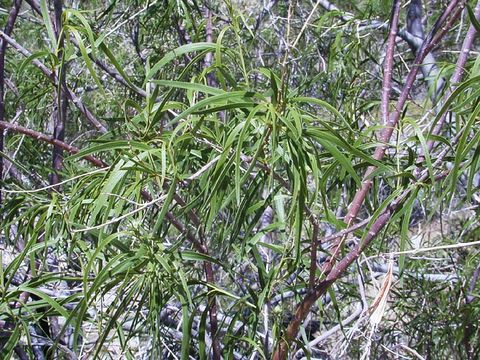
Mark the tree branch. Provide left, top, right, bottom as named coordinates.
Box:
left=273, top=2, right=467, bottom=358
left=0, top=0, right=23, bottom=204
left=326, top=0, right=465, bottom=275
left=0, top=31, right=107, bottom=133
left=426, top=1, right=480, bottom=154
left=0, top=121, right=105, bottom=167
left=50, top=0, right=67, bottom=187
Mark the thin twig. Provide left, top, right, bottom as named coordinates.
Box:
left=378, top=240, right=480, bottom=257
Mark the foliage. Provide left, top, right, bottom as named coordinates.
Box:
left=0, top=0, right=479, bottom=359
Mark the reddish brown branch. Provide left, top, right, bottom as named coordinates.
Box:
left=338, top=0, right=401, bottom=238
left=273, top=166, right=452, bottom=359
left=272, top=2, right=466, bottom=358
left=425, top=1, right=480, bottom=154
left=315, top=118, right=473, bottom=250
left=0, top=121, right=105, bottom=167
left=346, top=1, right=464, bottom=225
left=325, top=0, right=465, bottom=275
left=342, top=0, right=401, bottom=228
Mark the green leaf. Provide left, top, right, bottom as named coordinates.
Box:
left=70, top=27, right=105, bottom=95
left=466, top=5, right=480, bottom=33
left=40, top=0, right=57, bottom=48
left=180, top=298, right=193, bottom=360
left=198, top=307, right=209, bottom=360
left=153, top=80, right=225, bottom=95
left=99, top=42, right=136, bottom=88
left=399, top=190, right=416, bottom=285
left=70, top=140, right=152, bottom=159
left=181, top=250, right=222, bottom=266
left=145, top=42, right=217, bottom=82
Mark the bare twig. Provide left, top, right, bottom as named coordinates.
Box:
left=380, top=239, right=480, bottom=256
left=369, top=262, right=458, bottom=282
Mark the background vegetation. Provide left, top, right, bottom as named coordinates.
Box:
left=0, top=0, right=479, bottom=359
